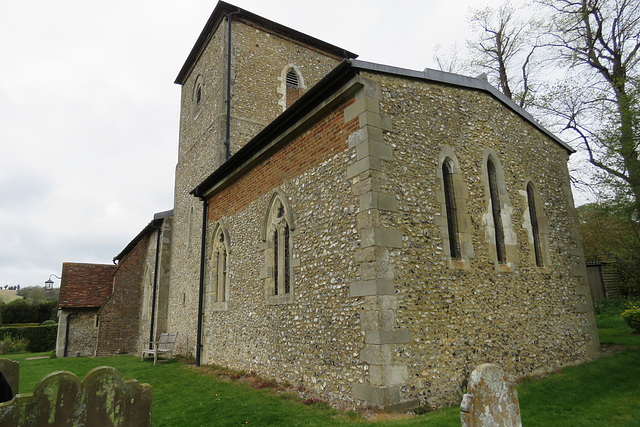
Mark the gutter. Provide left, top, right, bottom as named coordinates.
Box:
left=148, top=221, right=162, bottom=348
left=195, top=198, right=208, bottom=366
left=225, top=9, right=240, bottom=161
left=63, top=308, right=80, bottom=357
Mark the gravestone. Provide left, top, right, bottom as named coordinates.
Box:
left=0, top=359, right=19, bottom=399
left=460, top=363, right=522, bottom=427
left=0, top=366, right=152, bottom=426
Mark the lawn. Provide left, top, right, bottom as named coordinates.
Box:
left=2, top=299, right=639, bottom=426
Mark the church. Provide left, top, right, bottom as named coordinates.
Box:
left=57, top=1, right=599, bottom=411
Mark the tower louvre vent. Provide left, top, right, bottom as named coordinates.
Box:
left=286, top=69, right=299, bottom=88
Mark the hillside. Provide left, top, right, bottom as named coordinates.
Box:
left=0, top=290, right=23, bottom=303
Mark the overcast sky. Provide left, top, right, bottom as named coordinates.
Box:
left=1, top=0, right=560, bottom=287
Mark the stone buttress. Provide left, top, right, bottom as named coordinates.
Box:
left=345, top=79, right=417, bottom=411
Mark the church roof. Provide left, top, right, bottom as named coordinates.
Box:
left=191, top=59, right=573, bottom=199
left=58, top=262, right=116, bottom=309
left=175, top=1, right=358, bottom=85
left=113, top=209, right=173, bottom=263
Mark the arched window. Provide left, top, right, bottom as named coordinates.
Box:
left=285, top=68, right=303, bottom=108
left=442, top=159, right=460, bottom=259
left=262, top=192, right=296, bottom=304
left=270, top=201, right=291, bottom=296
left=482, top=149, right=517, bottom=269
left=206, top=224, right=230, bottom=310
left=487, top=158, right=506, bottom=263
left=193, top=74, right=204, bottom=116
left=437, top=145, right=474, bottom=269
left=523, top=181, right=550, bottom=269
left=211, top=229, right=228, bottom=302
left=526, top=183, right=542, bottom=267
left=279, top=65, right=306, bottom=111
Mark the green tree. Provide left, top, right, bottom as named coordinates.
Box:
left=578, top=201, right=640, bottom=295
left=16, top=286, right=59, bottom=302
left=538, top=0, right=640, bottom=217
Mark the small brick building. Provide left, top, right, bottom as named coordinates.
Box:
left=59, top=1, right=600, bottom=411
left=56, top=211, right=172, bottom=358
left=56, top=263, right=116, bottom=358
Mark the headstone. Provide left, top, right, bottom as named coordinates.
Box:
left=0, top=359, right=18, bottom=399
left=460, top=363, right=522, bottom=427
left=0, top=366, right=152, bottom=426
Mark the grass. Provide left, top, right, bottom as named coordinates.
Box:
left=2, top=298, right=639, bottom=426
left=4, top=354, right=364, bottom=426
left=595, top=297, right=640, bottom=347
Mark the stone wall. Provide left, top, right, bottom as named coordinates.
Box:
left=168, top=17, right=342, bottom=356
left=230, top=17, right=342, bottom=152
left=138, top=219, right=172, bottom=349
left=194, top=92, right=364, bottom=405
left=96, top=234, right=150, bottom=356
left=362, top=71, right=598, bottom=408
left=56, top=309, right=98, bottom=357
left=163, top=7, right=598, bottom=410
left=185, top=71, right=598, bottom=409
left=168, top=23, right=227, bottom=358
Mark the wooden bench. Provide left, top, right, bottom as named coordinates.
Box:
left=140, top=332, right=177, bottom=365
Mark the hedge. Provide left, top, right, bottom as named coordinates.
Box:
left=0, top=324, right=57, bottom=352
left=0, top=300, right=57, bottom=325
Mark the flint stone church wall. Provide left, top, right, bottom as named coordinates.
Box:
left=197, top=96, right=363, bottom=404
left=168, top=26, right=227, bottom=356
left=189, top=70, right=597, bottom=408
left=366, top=72, right=597, bottom=407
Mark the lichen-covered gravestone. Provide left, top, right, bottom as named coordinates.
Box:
left=0, top=359, right=19, bottom=399
left=460, top=363, right=522, bottom=427
left=0, top=366, right=152, bottom=426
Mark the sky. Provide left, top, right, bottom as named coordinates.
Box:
left=1, top=0, right=559, bottom=288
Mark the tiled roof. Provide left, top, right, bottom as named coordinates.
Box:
left=58, top=263, right=116, bottom=308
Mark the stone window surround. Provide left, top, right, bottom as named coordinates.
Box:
left=206, top=222, right=231, bottom=311
left=260, top=191, right=299, bottom=305
left=436, top=145, right=474, bottom=270
left=521, top=180, right=551, bottom=272
left=277, top=64, right=306, bottom=112
left=481, top=148, right=518, bottom=272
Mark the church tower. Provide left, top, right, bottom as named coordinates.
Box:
left=168, top=1, right=356, bottom=355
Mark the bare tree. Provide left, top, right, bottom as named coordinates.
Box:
left=432, top=43, right=465, bottom=74
left=466, top=2, right=542, bottom=108
left=539, top=0, right=640, bottom=216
